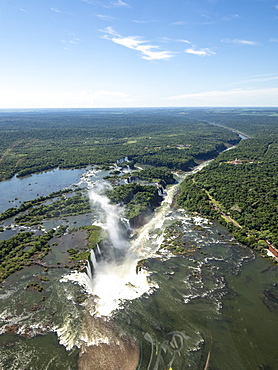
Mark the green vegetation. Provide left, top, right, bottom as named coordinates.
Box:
left=66, top=226, right=107, bottom=269
left=27, top=282, right=44, bottom=292
left=177, top=135, right=278, bottom=257
left=107, top=183, right=162, bottom=223
left=55, top=225, right=68, bottom=238
left=160, top=221, right=197, bottom=255
left=0, top=109, right=240, bottom=181
left=0, top=188, right=74, bottom=222
left=131, top=167, right=175, bottom=184
left=81, top=225, right=107, bottom=248
left=0, top=108, right=277, bottom=283
left=0, top=230, right=55, bottom=282
left=14, top=194, right=91, bottom=226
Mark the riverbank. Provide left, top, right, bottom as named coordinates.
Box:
left=176, top=134, right=278, bottom=263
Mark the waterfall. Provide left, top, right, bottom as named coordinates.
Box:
left=116, top=156, right=129, bottom=165
left=88, top=184, right=129, bottom=250
left=64, top=161, right=213, bottom=318
left=96, top=244, right=102, bottom=257
left=90, top=249, right=98, bottom=270
left=157, top=186, right=166, bottom=197
left=86, top=249, right=98, bottom=282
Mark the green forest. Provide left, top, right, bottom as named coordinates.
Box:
left=177, top=116, right=278, bottom=257
left=0, top=109, right=240, bottom=181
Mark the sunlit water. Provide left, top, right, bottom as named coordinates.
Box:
left=0, top=165, right=277, bottom=369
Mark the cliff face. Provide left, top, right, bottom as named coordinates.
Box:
left=128, top=208, right=153, bottom=228
left=194, top=144, right=227, bottom=161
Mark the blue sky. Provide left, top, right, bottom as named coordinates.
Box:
left=1, top=0, right=278, bottom=108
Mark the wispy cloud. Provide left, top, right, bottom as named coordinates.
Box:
left=172, top=21, right=187, bottom=26
left=221, top=14, right=240, bottom=21
left=56, top=89, right=131, bottom=107
left=230, top=73, right=278, bottom=85
left=269, top=38, right=278, bottom=42
left=185, top=47, right=215, bottom=57
left=113, top=0, right=129, bottom=7
left=96, top=14, right=114, bottom=21
left=275, top=5, right=278, bottom=10
left=133, top=19, right=157, bottom=24
left=100, top=27, right=174, bottom=61
left=221, top=39, right=257, bottom=45
left=160, top=37, right=191, bottom=44
left=51, top=8, right=62, bottom=13
left=19, top=8, right=26, bottom=13
left=166, top=88, right=278, bottom=106
left=0, top=89, right=133, bottom=109
left=60, top=37, right=81, bottom=49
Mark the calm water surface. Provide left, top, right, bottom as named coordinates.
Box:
left=0, top=168, right=85, bottom=213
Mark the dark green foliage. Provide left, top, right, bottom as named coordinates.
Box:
left=66, top=226, right=107, bottom=264
left=55, top=225, right=68, bottom=238
left=160, top=221, right=197, bottom=255
left=0, top=229, right=55, bottom=282
left=177, top=135, right=278, bottom=250
left=27, top=283, right=44, bottom=292
left=14, top=194, right=91, bottom=226
left=0, top=109, right=240, bottom=181
left=0, top=188, right=73, bottom=222
left=132, top=167, right=175, bottom=184
left=107, top=183, right=161, bottom=220
left=80, top=225, right=107, bottom=248
left=178, top=178, right=216, bottom=217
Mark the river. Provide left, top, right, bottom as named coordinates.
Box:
left=0, top=163, right=277, bottom=369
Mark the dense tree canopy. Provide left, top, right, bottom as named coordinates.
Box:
left=178, top=133, right=278, bottom=253
left=0, top=109, right=240, bottom=181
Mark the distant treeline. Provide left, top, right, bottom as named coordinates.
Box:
left=0, top=109, right=240, bottom=181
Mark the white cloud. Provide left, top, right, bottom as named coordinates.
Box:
left=185, top=47, right=215, bottom=56
left=51, top=8, right=62, bottom=13
left=133, top=19, right=157, bottom=24
left=159, top=37, right=191, bottom=45
left=181, top=39, right=191, bottom=44
left=0, top=89, right=133, bottom=109
left=57, top=89, right=131, bottom=107
left=60, top=37, right=81, bottom=46
left=269, top=38, right=278, bottom=42
left=2, top=87, right=278, bottom=108
left=101, top=27, right=174, bottom=61
left=96, top=14, right=114, bottom=21
left=230, top=73, right=278, bottom=85
left=113, top=0, right=129, bottom=7
left=274, top=5, right=278, bottom=10
left=222, top=14, right=240, bottom=21
left=166, top=88, right=278, bottom=106
left=221, top=39, right=257, bottom=45
left=172, top=21, right=187, bottom=26
left=69, top=39, right=80, bottom=44
left=103, top=26, right=119, bottom=37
